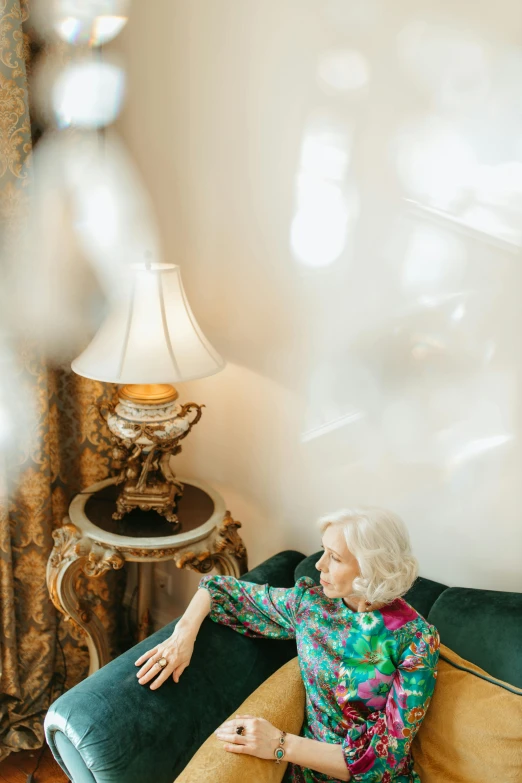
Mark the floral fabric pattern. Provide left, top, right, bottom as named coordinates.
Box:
left=198, top=574, right=439, bottom=783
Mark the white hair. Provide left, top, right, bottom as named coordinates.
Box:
left=316, top=506, right=418, bottom=605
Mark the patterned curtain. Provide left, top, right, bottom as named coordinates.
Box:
left=0, top=0, right=126, bottom=761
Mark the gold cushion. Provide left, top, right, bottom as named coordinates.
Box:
left=176, top=657, right=305, bottom=783
left=412, top=643, right=522, bottom=783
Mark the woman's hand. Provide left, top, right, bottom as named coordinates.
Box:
left=134, top=624, right=195, bottom=690
left=214, top=714, right=283, bottom=760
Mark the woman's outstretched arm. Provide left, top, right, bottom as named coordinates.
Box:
left=176, top=583, right=212, bottom=637
left=135, top=575, right=312, bottom=688
left=197, top=574, right=313, bottom=640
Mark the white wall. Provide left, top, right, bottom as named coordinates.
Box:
left=115, top=0, right=522, bottom=625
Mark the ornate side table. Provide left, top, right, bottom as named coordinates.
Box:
left=46, top=476, right=248, bottom=676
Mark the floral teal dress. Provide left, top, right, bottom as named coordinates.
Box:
left=198, top=573, right=440, bottom=783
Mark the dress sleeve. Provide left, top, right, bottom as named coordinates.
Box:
left=197, top=574, right=313, bottom=640
left=341, top=623, right=440, bottom=783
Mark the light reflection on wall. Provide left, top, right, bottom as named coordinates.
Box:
left=401, top=225, right=467, bottom=294
left=397, top=21, right=490, bottom=108
left=300, top=188, right=510, bottom=476
left=298, top=3, right=522, bottom=503
left=114, top=0, right=522, bottom=588
left=290, top=120, right=358, bottom=268
left=317, top=49, right=370, bottom=94
left=302, top=320, right=514, bottom=477
left=395, top=21, right=522, bottom=246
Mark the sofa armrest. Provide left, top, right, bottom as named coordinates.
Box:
left=44, top=549, right=306, bottom=783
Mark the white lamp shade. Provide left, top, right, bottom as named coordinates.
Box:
left=71, top=263, right=225, bottom=383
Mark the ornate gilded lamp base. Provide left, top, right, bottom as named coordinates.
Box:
left=115, top=480, right=181, bottom=525
left=99, top=383, right=204, bottom=525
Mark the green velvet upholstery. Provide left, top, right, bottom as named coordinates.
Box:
left=292, top=551, right=321, bottom=582
left=294, top=551, right=448, bottom=621
left=55, top=732, right=96, bottom=783
left=44, top=549, right=305, bottom=783
left=45, top=547, right=521, bottom=783
left=403, top=577, right=449, bottom=621
left=427, top=587, right=522, bottom=689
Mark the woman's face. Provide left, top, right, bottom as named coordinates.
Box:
left=315, top=523, right=361, bottom=603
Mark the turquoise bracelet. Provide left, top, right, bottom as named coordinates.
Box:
left=274, top=731, right=287, bottom=763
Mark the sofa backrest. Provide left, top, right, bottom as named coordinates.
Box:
left=427, top=587, right=522, bottom=689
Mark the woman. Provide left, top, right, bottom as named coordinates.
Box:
left=135, top=507, right=440, bottom=782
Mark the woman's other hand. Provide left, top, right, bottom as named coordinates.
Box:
left=134, top=624, right=195, bottom=690
left=214, top=714, right=283, bottom=759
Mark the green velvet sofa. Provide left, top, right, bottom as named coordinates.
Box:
left=44, top=549, right=522, bottom=783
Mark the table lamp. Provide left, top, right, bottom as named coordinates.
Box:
left=71, top=261, right=225, bottom=527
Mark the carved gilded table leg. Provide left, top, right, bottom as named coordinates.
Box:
left=174, top=511, right=248, bottom=576
left=47, top=522, right=125, bottom=676
left=213, top=511, right=248, bottom=575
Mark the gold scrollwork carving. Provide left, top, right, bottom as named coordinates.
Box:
left=215, top=511, right=248, bottom=564
left=49, top=522, right=83, bottom=567
left=120, top=546, right=183, bottom=558
left=83, top=542, right=125, bottom=577
left=175, top=549, right=214, bottom=573
left=47, top=524, right=121, bottom=669
left=50, top=523, right=125, bottom=578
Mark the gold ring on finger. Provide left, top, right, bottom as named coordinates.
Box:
left=158, top=657, right=168, bottom=668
